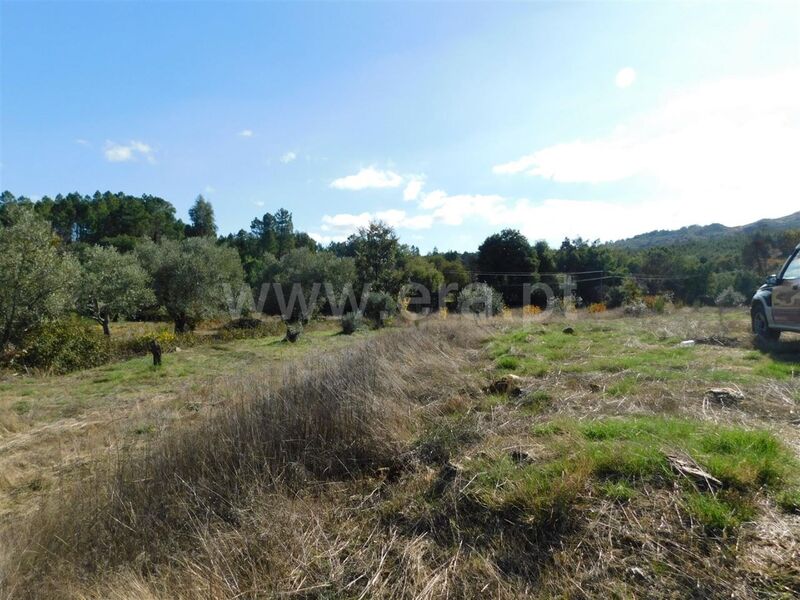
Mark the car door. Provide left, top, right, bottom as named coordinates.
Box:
left=773, top=250, right=800, bottom=328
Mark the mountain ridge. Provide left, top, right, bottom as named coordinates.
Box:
left=611, top=210, right=800, bottom=250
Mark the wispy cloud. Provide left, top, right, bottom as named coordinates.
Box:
left=330, top=166, right=404, bottom=190
left=492, top=69, right=800, bottom=220
left=104, top=140, right=155, bottom=163
left=615, top=67, right=636, bottom=88
left=319, top=208, right=433, bottom=237
left=403, top=177, right=425, bottom=201
left=280, top=151, right=297, bottom=164
left=75, top=138, right=91, bottom=146
left=238, top=129, right=254, bottom=138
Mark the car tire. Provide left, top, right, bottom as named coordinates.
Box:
left=752, top=305, right=780, bottom=342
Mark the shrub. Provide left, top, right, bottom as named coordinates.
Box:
left=223, top=317, right=264, bottom=330
left=363, top=291, right=398, bottom=328
left=623, top=300, right=647, bottom=317
left=604, top=286, right=625, bottom=309
left=457, top=283, right=504, bottom=316
left=523, top=305, right=543, bottom=317
left=587, top=302, right=607, bottom=314
left=17, top=316, right=111, bottom=373
left=114, top=330, right=179, bottom=358
left=715, top=287, right=746, bottom=307
left=643, top=294, right=673, bottom=314
left=341, top=311, right=364, bottom=335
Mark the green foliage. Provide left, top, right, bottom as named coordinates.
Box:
left=401, top=256, right=445, bottom=312
left=340, top=311, right=364, bottom=335
left=457, top=283, right=504, bottom=316
left=363, top=291, right=398, bottom=328
left=76, top=245, right=155, bottom=334
left=428, top=254, right=471, bottom=291
left=714, top=286, right=746, bottom=307
left=137, top=237, right=245, bottom=332
left=477, top=229, right=537, bottom=306
left=352, top=221, right=402, bottom=294
left=267, top=247, right=357, bottom=319
left=0, top=209, right=80, bottom=348
left=224, top=317, right=264, bottom=330
left=185, top=195, right=217, bottom=238
left=1, top=191, right=185, bottom=246
left=18, top=316, right=111, bottom=373
left=115, top=330, right=179, bottom=357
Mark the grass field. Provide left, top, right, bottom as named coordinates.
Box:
left=0, top=323, right=363, bottom=520
left=1, top=307, right=799, bottom=598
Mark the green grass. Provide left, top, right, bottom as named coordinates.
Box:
left=776, top=488, right=800, bottom=513
left=496, top=355, right=520, bottom=370
left=0, top=328, right=363, bottom=427
left=598, top=481, right=636, bottom=502
left=519, top=390, right=552, bottom=413
left=488, top=313, right=800, bottom=386
left=684, top=492, right=755, bottom=532
left=606, top=375, right=640, bottom=397
left=463, top=415, right=799, bottom=534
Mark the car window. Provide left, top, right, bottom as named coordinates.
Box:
left=783, top=253, right=800, bottom=280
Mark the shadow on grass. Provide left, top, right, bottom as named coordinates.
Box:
left=753, top=335, right=800, bottom=363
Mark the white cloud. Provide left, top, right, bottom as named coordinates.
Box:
left=321, top=212, right=372, bottom=232
left=238, top=129, right=254, bottom=138
left=204, top=185, right=216, bottom=194
left=615, top=67, right=636, bottom=88
left=75, top=138, right=90, bottom=146
left=418, top=190, right=508, bottom=226
left=280, top=151, right=297, bottom=164
left=318, top=208, right=434, bottom=239
left=493, top=69, right=800, bottom=223
left=309, top=232, right=348, bottom=245
left=330, top=167, right=404, bottom=191
left=104, top=140, right=155, bottom=163
left=253, top=200, right=266, bottom=207
left=403, top=177, right=425, bottom=201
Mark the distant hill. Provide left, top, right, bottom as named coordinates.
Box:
left=612, top=211, right=800, bottom=250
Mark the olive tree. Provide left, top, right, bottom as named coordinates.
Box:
left=77, top=245, right=155, bottom=335
left=0, top=209, right=79, bottom=348
left=138, top=237, right=245, bottom=332
left=258, top=248, right=356, bottom=321
left=457, top=283, right=505, bottom=317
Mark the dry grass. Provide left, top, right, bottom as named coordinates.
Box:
left=2, top=309, right=799, bottom=599
left=0, top=319, right=490, bottom=599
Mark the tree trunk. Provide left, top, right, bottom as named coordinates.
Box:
left=101, top=315, right=110, bottom=336
left=174, top=316, right=188, bottom=334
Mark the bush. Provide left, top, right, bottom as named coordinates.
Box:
left=341, top=311, right=364, bottom=335
left=17, top=316, right=111, bottom=373
left=115, top=330, right=180, bottom=358
left=623, top=300, right=647, bottom=317
left=715, top=287, right=746, bottom=307
left=523, top=305, right=543, bottom=317
left=457, top=283, right=504, bottom=316
left=223, top=316, right=264, bottom=330
left=363, top=291, right=398, bottom=328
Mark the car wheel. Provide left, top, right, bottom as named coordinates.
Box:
left=752, top=305, right=780, bottom=341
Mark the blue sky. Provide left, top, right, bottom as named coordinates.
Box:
left=2, top=1, right=799, bottom=251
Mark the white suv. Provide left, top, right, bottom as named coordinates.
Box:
left=751, top=243, right=800, bottom=341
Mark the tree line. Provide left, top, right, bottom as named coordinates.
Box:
left=2, top=189, right=797, bottom=353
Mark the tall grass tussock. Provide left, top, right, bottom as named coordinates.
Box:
left=0, top=319, right=488, bottom=599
